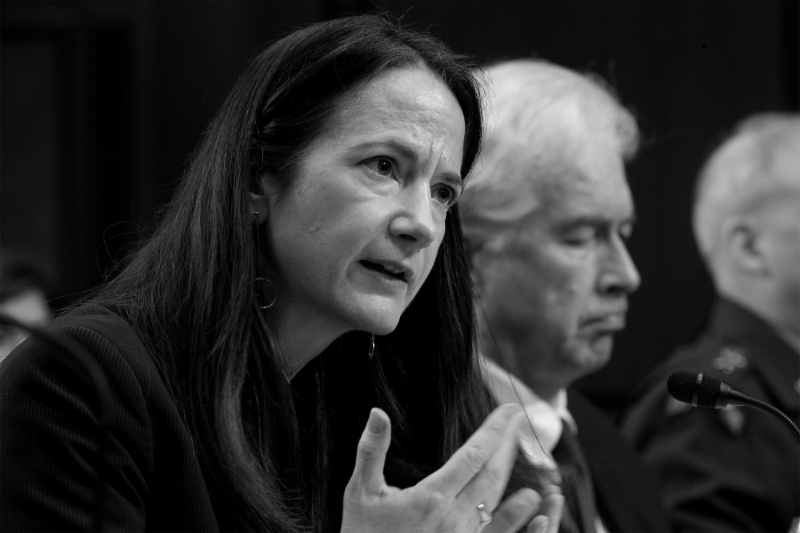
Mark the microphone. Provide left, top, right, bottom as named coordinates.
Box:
left=667, top=368, right=749, bottom=408
left=667, top=369, right=800, bottom=444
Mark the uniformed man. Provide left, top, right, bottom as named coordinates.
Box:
left=622, top=113, right=800, bottom=532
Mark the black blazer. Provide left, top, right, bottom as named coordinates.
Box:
left=567, top=389, right=671, bottom=533
left=0, top=312, right=219, bottom=531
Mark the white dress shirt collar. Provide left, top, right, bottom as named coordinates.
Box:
left=481, top=356, right=577, bottom=467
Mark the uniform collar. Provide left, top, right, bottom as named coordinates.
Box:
left=709, top=298, right=800, bottom=414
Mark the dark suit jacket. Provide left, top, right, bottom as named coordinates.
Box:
left=0, top=312, right=219, bottom=531
left=567, top=389, right=671, bottom=533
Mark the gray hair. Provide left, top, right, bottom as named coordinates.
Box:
left=693, top=113, right=800, bottom=264
left=459, top=59, right=639, bottom=255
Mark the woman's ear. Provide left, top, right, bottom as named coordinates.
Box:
left=723, top=216, right=768, bottom=276
left=249, top=175, right=270, bottom=224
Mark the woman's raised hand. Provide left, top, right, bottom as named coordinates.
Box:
left=342, top=404, right=562, bottom=533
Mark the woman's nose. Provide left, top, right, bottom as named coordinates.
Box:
left=388, top=184, right=437, bottom=249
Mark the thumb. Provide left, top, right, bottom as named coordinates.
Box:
left=346, top=408, right=392, bottom=498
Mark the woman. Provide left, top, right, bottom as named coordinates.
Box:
left=0, top=15, right=560, bottom=533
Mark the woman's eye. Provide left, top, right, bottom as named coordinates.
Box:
left=432, top=185, right=459, bottom=208
left=366, top=157, right=395, bottom=177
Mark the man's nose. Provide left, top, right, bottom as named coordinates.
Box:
left=598, top=239, right=640, bottom=296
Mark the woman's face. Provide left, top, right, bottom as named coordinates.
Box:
left=259, top=66, right=466, bottom=345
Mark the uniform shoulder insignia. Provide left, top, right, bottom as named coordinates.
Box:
left=713, top=346, right=748, bottom=375
left=719, top=405, right=746, bottom=435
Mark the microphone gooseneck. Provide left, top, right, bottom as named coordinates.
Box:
left=667, top=369, right=800, bottom=444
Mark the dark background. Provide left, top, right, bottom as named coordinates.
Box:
left=2, top=0, right=798, bottom=418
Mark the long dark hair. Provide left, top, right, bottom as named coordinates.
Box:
left=82, top=15, right=541, bottom=532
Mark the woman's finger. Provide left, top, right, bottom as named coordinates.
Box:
left=539, top=491, right=563, bottom=533
left=344, top=408, right=392, bottom=499
left=483, top=488, right=541, bottom=533
left=524, top=486, right=563, bottom=533
left=456, top=410, right=526, bottom=510
left=421, top=404, right=522, bottom=497
left=527, top=515, right=549, bottom=533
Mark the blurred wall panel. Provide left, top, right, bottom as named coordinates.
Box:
left=0, top=0, right=320, bottom=306
left=142, top=1, right=321, bottom=215
left=1, top=39, right=60, bottom=287
left=0, top=4, right=120, bottom=306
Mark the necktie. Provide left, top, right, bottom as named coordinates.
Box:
left=551, top=420, right=598, bottom=533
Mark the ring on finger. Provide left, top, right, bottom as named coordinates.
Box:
left=476, top=502, right=493, bottom=525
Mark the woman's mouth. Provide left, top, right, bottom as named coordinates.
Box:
left=360, top=260, right=408, bottom=283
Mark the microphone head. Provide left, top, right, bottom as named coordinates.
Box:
left=667, top=369, right=722, bottom=408
left=667, top=369, right=698, bottom=403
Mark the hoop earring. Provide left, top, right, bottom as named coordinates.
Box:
left=252, top=212, right=276, bottom=310
left=368, top=333, right=376, bottom=360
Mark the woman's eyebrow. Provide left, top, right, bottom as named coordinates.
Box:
left=354, top=140, right=419, bottom=162
left=354, top=140, right=464, bottom=182
left=442, top=172, right=465, bottom=187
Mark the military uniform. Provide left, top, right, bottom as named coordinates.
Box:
left=622, top=298, right=800, bottom=532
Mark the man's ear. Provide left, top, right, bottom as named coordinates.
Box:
left=249, top=175, right=270, bottom=224
left=723, top=216, right=768, bottom=276
left=469, top=249, right=489, bottom=293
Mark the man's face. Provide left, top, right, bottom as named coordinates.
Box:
left=758, top=190, right=800, bottom=337
left=476, top=140, right=640, bottom=392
